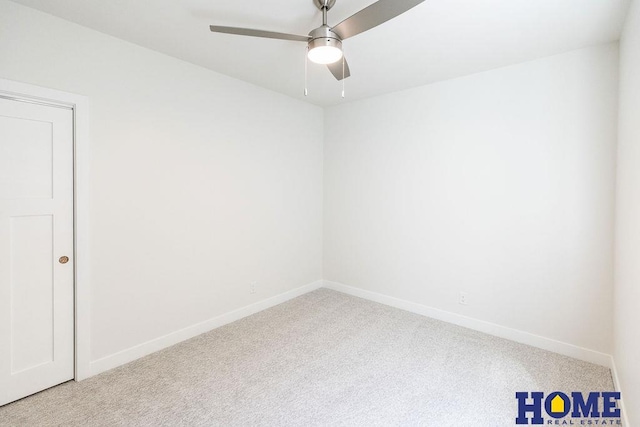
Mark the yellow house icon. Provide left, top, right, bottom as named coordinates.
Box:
left=551, top=395, right=565, bottom=413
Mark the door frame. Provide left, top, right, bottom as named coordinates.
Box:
left=0, top=78, right=91, bottom=381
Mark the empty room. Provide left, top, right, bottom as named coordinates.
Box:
left=0, top=0, right=638, bottom=425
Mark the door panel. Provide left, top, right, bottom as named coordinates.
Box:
left=0, top=116, right=53, bottom=199
left=10, top=215, right=54, bottom=374
left=0, top=97, right=74, bottom=406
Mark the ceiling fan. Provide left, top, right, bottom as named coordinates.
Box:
left=209, top=0, right=425, bottom=81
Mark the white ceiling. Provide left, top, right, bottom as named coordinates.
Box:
left=10, top=0, right=630, bottom=106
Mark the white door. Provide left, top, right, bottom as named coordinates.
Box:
left=0, top=96, right=74, bottom=406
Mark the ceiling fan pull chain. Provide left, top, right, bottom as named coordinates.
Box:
left=342, top=47, right=346, bottom=98
left=305, top=46, right=309, bottom=96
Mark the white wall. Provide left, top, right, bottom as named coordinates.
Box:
left=324, top=44, right=619, bottom=354
left=614, top=0, right=640, bottom=422
left=0, top=1, right=323, bottom=365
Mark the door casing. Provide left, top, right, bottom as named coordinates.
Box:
left=0, top=78, right=91, bottom=381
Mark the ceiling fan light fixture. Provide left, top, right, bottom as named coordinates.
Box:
left=307, top=38, right=343, bottom=64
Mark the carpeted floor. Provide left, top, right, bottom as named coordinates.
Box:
left=0, top=289, right=614, bottom=426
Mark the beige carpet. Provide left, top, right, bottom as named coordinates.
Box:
left=0, top=289, right=613, bottom=426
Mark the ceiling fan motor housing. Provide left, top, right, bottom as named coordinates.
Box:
left=308, top=25, right=343, bottom=50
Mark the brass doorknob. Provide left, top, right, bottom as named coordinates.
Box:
left=59, top=256, right=69, bottom=264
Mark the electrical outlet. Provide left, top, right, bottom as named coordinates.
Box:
left=459, top=292, right=468, bottom=305
left=250, top=282, right=257, bottom=295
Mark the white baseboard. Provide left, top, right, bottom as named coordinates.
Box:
left=89, top=280, right=324, bottom=376
left=610, top=356, right=630, bottom=426
left=323, top=280, right=613, bottom=368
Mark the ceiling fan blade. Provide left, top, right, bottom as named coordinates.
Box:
left=209, top=26, right=310, bottom=42
left=327, top=57, right=351, bottom=81
left=331, top=0, right=425, bottom=40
